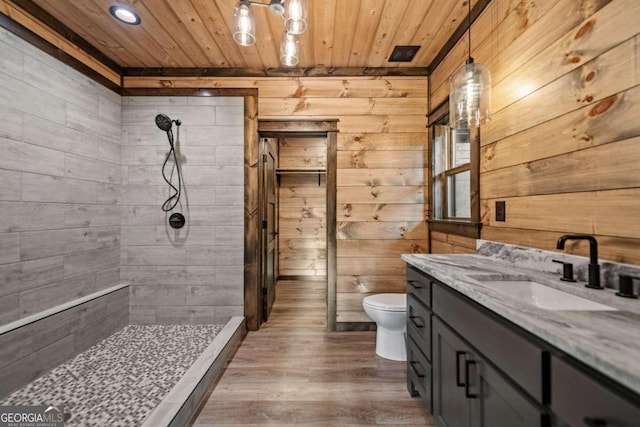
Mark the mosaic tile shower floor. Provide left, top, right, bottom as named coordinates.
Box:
left=0, top=324, right=224, bottom=426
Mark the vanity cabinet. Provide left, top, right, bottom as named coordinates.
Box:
left=406, top=263, right=640, bottom=427
left=407, top=266, right=640, bottom=427
left=407, top=265, right=549, bottom=427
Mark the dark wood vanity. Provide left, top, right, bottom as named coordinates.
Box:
left=406, top=265, right=640, bottom=427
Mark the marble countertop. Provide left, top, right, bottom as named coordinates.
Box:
left=402, top=253, right=640, bottom=396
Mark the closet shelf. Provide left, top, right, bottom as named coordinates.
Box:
left=275, top=168, right=326, bottom=186
left=275, top=168, right=326, bottom=175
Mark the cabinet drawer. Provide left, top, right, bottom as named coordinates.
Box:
left=407, top=266, right=432, bottom=307
left=407, top=294, right=431, bottom=361
left=552, top=356, right=640, bottom=427
left=433, top=283, right=547, bottom=404
left=408, top=335, right=431, bottom=409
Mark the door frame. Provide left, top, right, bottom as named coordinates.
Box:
left=257, top=119, right=339, bottom=331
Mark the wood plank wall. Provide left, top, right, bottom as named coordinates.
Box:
left=278, top=137, right=327, bottom=279
left=336, top=128, right=428, bottom=323
left=429, top=0, right=640, bottom=265
left=124, top=76, right=429, bottom=324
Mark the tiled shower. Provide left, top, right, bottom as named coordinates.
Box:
left=121, top=96, right=244, bottom=325
left=0, top=25, right=245, bottom=417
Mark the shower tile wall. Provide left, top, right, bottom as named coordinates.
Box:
left=0, top=27, right=123, bottom=327
left=0, top=27, right=127, bottom=396
left=121, top=97, right=244, bottom=324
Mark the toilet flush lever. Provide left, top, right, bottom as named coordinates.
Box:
left=552, top=259, right=576, bottom=282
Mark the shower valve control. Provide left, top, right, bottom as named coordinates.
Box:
left=169, top=212, right=186, bottom=229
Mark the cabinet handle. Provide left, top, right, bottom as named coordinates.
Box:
left=409, top=315, right=425, bottom=328
left=465, top=360, right=478, bottom=398
left=456, top=351, right=466, bottom=387
left=583, top=418, right=607, bottom=427
left=409, top=361, right=426, bottom=378
left=408, top=280, right=423, bottom=289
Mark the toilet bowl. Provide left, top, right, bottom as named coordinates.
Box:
left=362, top=293, right=407, bottom=361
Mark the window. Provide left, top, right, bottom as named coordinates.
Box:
left=433, top=124, right=470, bottom=219
left=428, top=102, right=481, bottom=238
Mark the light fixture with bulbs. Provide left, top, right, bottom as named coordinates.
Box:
left=449, top=0, right=491, bottom=128
left=233, top=0, right=307, bottom=67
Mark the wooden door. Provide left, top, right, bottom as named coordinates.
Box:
left=261, top=138, right=278, bottom=322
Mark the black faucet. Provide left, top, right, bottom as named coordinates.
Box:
left=556, top=235, right=602, bottom=289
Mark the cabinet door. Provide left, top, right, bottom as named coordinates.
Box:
left=552, top=355, right=640, bottom=427
left=434, top=317, right=544, bottom=427
left=470, top=353, right=544, bottom=427
left=433, top=317, right=473, bottom=427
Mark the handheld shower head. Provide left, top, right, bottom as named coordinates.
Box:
left=155, top=113, right=184, bottom=220
left=155, top=114, right=173, bottom=132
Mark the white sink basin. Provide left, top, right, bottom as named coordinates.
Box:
left=480, top=280, right=617, bottom=311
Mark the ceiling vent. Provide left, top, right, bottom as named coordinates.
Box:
left=388, top=45, right=420, bottom=62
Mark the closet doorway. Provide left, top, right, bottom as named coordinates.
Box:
left=257, top=120, right=338, bottom=330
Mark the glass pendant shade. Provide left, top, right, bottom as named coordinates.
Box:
left=280, top=32, right=299, bottom=66
left=284, top=0, right=307, bottom=34
left=233, top=0, right=256, bottom=46
left=449, top=58, right=491, bottom=128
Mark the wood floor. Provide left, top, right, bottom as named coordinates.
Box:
left=191, top=280, right=434, bottom=426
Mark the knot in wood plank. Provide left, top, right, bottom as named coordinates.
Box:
left=588, top=95, right=618, bottom=117
left=575, top=20, right=595, bottom=40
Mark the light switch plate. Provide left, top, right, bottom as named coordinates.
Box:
left=496, top=201, right=506, bottom=222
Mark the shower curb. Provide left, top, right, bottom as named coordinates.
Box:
left=141, top=316, right=246, bottom=427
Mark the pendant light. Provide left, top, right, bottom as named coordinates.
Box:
left=232, top=0, right=307, bottom=66
left=449, top=0, right=491, bottom=128
left=280, top=32, right=299, bottom=66
left=284, top=0, right=307, bottom=34
left=233, top=0, right=256, bottom=46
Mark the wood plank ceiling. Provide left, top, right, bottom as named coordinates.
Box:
left=25, top=0, right=479, bottom=71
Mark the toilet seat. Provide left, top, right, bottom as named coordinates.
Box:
left=363, top=293, right=406, bottom=312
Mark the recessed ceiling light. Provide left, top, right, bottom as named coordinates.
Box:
left=109, top=5, right=141, bottom=25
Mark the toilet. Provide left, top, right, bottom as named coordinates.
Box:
left=362, top=293, right=407, bottom=361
